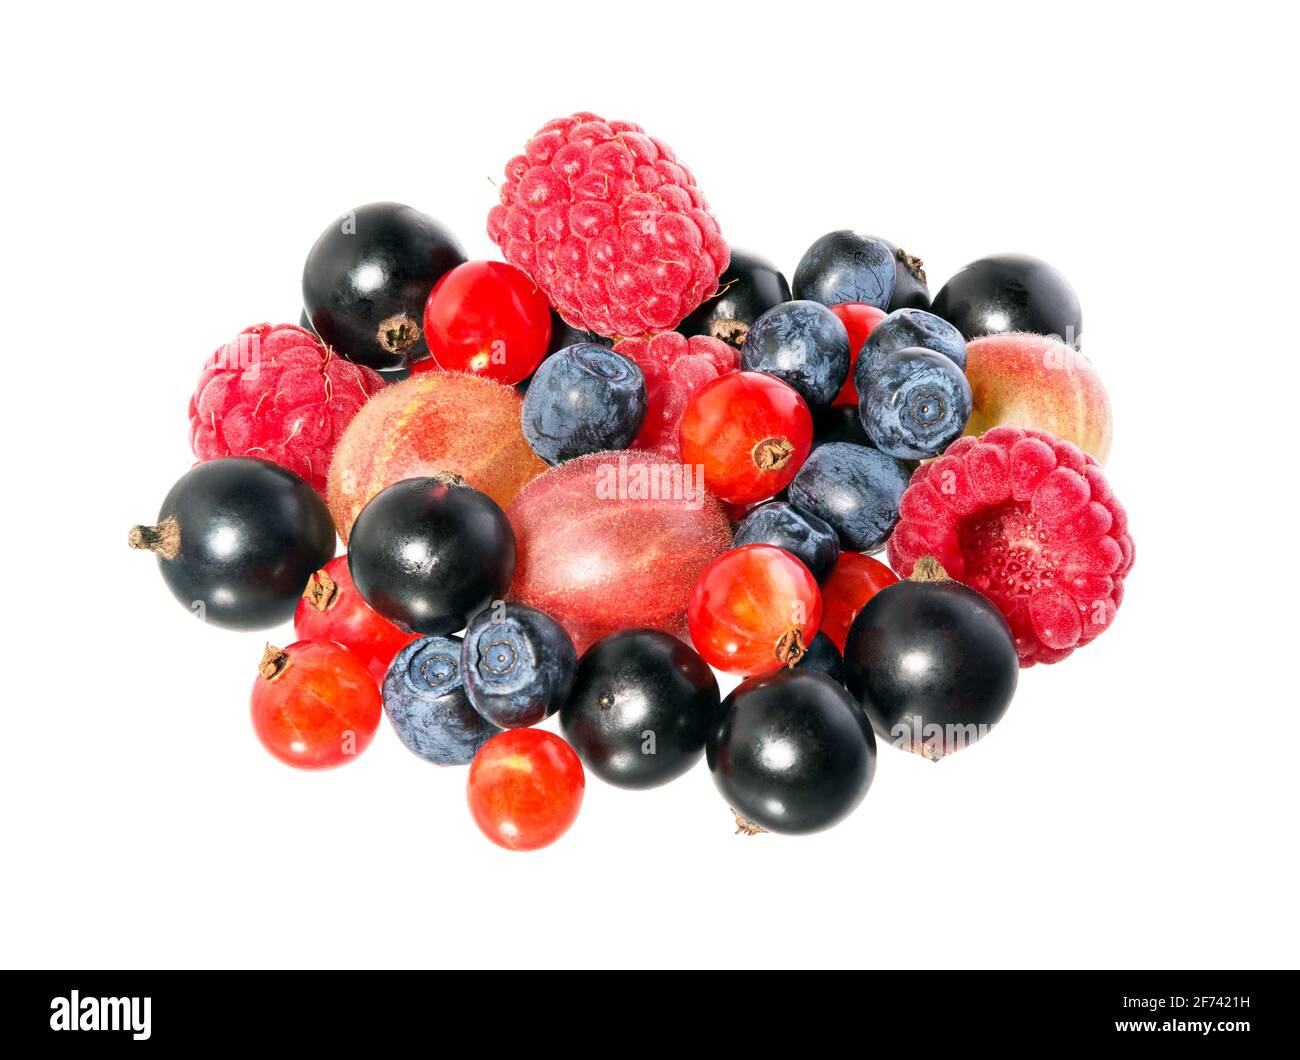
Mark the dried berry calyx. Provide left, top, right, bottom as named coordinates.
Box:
left=259, top=644, right=291, bottom=681
left=302, top=569, right=339, bottom=612
left=128, top=517, right=180, bottom=561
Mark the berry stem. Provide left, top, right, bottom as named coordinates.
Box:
left=127, top=516, right=180, bottom=561
left=732, top=809, right=766, bottom=836
left=302, top=569, right=339, bottom=612
left=775, top=627, right=807, bottom=667
left=752, top=436, right=794, bottom=472
left=909, top=556, right=951, bottom=584
left=259, top=644, right=292, bottom=681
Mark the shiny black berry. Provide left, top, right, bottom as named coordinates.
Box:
left=129, top=458, right=335, bottom=630
left=302, top=202, right=465, bottom=371
left=347, top=478, right=515, bottom=636
left=843, top=558, right=1019, bottom=760
left=707, top=669, right=876, bottom=835
left=679, top=248, right=792, bottom=350
left=932, top=252, right=1082, bottom=345
left=794, top=632, right=844, bottom=684
left=560, top=629, right=719, bottom=790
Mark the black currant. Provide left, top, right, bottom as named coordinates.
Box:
left=931, top=252, right=1082, bottom=345
left=679, top=248, right=792, bottom=350
left=707, top=669, right=876, bottom=835
left=347, top=478, right=515, bottom=636
left=129, top=458, right=335, bottom=630
left=302, top=202, right=465, bottom=371
left=794, top=631, right=844, bottom=684
left=843, top=558, right=1019, bottom=760
left=560, top=629, right=720, bottom=790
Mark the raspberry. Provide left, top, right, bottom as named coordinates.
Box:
left=886, top=426, right=1134, bottom=667
left=614, top=332, right=737, bottom=459
left=189, top=323, right=384, bottom=493
left=487, top=113, right=729, bottom=338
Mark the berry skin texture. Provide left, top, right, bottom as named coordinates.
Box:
left=679, top=371, right=814, bottom=506
left=732, top=501, right=840, bottom=583
left=189, top=323, right=384, bottom=493
left=507, top=451, right=732, bottom=654
left=932, top=253, right=1082, bottom=344
left=521, top=344, right=647, bottom=464
left=251, top=642, right=381, bottom=770
left=830, top=303, right=888, bottom=406
left=679, top=248, right=792, bottom=350
left=857, top=308, right=968, bottom=383
left=383, top=636, right=501, bottom=765
left=461, top=604, right=578, bottom=729
left=741, top=300, right=851, bottom=410
left=614, top=331, right=737, bottom=460
left=129, top=458, right=336, bottom=630
left=843, top=560, right=1019, bottom=760
left=348, top=478, right=516, bottom=636
left=560, top=629, right=720, bottom=790
left=416, top=260, right=551, bottom=384
left=327, top=371, right=545, bottom=541
left=787, top=442, right=911, bottom=553
left=860, top=348, right=973, bottom=460
left=707, top=670, right=876, bottom=835
left=303, top=202, right=466, bottom=370
left=887, top=426, right=1134, bottom=666
left=487, top=113, right=729, bottom=338
left=864, top=235, right=931, bottom=311
left=818, top=552, right=900, bottom=651
left=467, top=729, right=585, bottom=851
left=688, top=544, right=823, bottom=676
left=793, top=231, right=896, bottom=310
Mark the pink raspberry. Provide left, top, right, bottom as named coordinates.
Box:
left=487, top=113, right=729, bottom=338
left=189, top=323, right=384, bottom=493
left=887, top=426, right=1134, bottom=667
left=614, top=332, right=738, bottom=459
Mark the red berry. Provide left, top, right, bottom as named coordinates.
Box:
left=680, top=371, right=813, bottom=505
left=249, top=641, right=381, bottom=769
left=293, top=557, right=418, bottom=685
left=830, top=303, right=888, bottom=406
left=414, top=261, right=551, bottom=384
left=487, top=113, right=729, bottom=337
left=467, top=729, right=585, bottom=851
left=189, top=323, right=385, bottom=493
left=819, top=552, right=900, bottom=651
left=887, top=426, right=1135, bottom=666
left=614, top=332, right=737, bottom=459
left=688, top=544, right=823, bottom=676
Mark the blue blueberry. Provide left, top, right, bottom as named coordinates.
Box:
left=786, top=442, right=910, bottom=553
left=795, top=631, right=844, bottom=685
left=733, top=501, right=840, bottom=583
left=521, top=344, right=646, bottom=464
left=857, top=308, right=967, bottom=390
left=741, top=300, right=850, bottom=409
left=792, top=231, right=896, bottom=310
left=461, top=603, right=578, bottom=729
left=860, top=348, right=972, bottom=460
left=382, top=636, right=500, bottom=765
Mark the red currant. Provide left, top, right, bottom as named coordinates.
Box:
left=688, top=544, right=823, bottom=676
left=415, top=261, right=551, bottom=384
left=249, top=641, right=381, bottom=769
left=467, top=729, right=585, bottom=851
left=820, top=552, right=900, bottom=650
left=679, top=371, right=813, bottom=505
left=830, top=303, right=888, bottom=406
left=293, top=557, right=418, bottom=685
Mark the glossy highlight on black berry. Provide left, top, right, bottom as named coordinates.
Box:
left=707, top=669, right=876, bottom=834
left=129, top=458, right=335, bottom=630
left=302, top=202, right=466, bottom=370
left=560, top=629, right=719, bottom=790
left=932, top=252, right=1082, bottom=345
left=679, top=248, right=792, bottom=350
left=461, top=603, right=577, bottom=729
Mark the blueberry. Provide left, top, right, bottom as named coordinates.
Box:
left=857, top=308, right=967, bottom=390
left=792, top=231, right=896, bottom=310
left=931, top=252, right=1082, bottom=344
left=383, top=636, right=501, bottom=765
left=733, top=501, right=840, bottom=583
left=741, top=300, right=850, bottom=409
left=795, top=631, right=844, bottom=685
left=461, top=603, right=577, bottom=729
left=786, top=442, right=910, bottom=553
left=862, top=235, right=931, bottom=311
left=860, top=348, right=972, bottom=460
left=679, top=248, right=792, bottom=350
left=521, top=344, right=646, bottom=464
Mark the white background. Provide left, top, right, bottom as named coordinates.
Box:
left=2, top=1, right=1297, bottom=970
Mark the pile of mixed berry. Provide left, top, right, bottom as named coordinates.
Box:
left=132, top=113, right=1134, bottom=849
